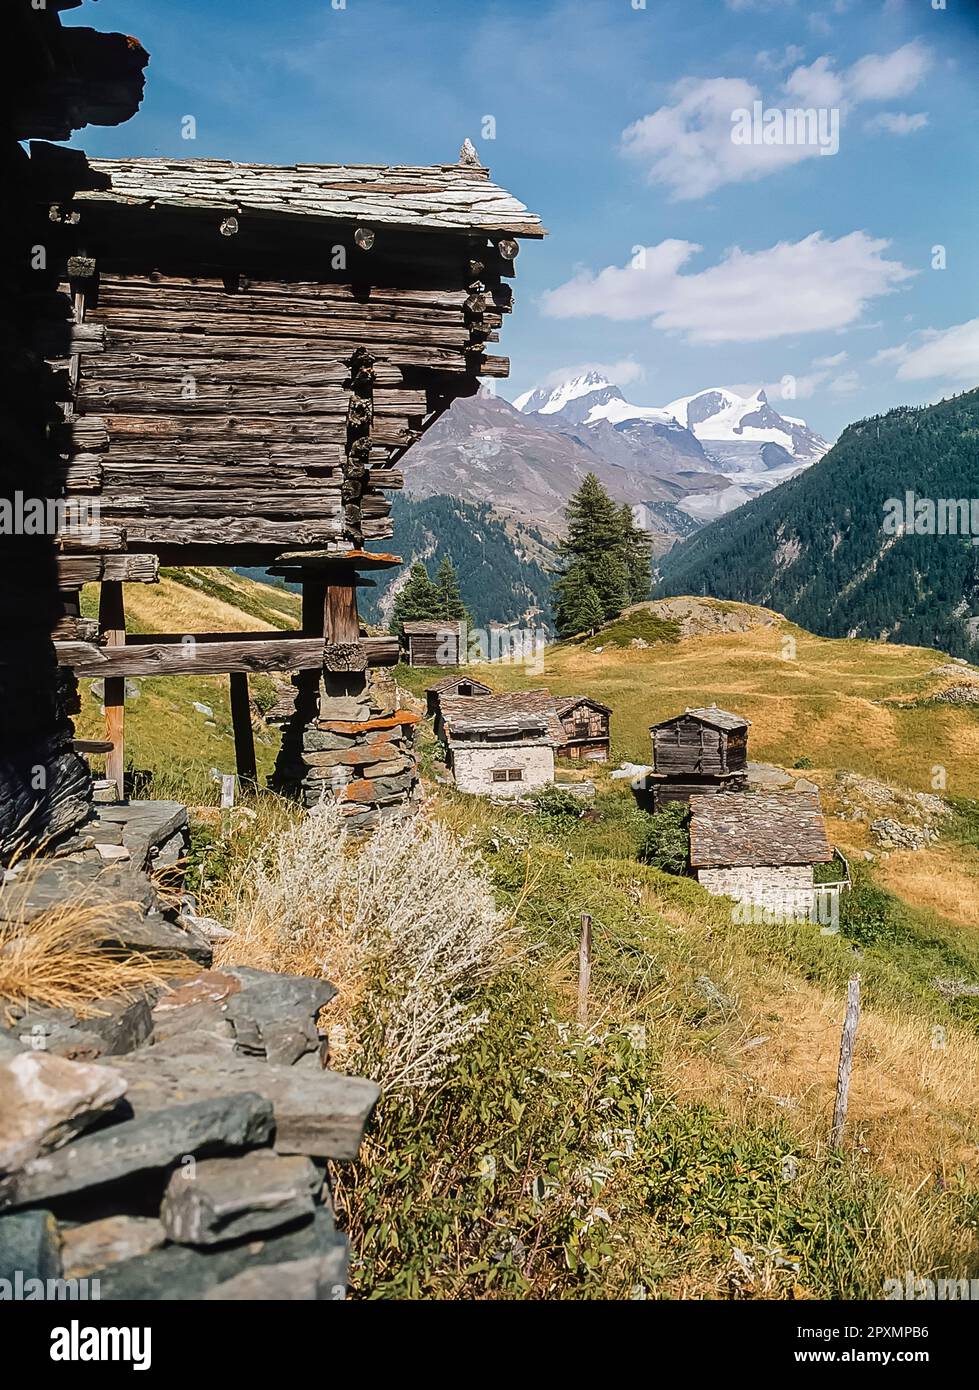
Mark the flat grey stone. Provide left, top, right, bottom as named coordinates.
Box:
left=96, top=1209, right=345, bottom=1301
left=203, top=1251, right=347, bottom=1301
left=151, top=966, right=334, bottom=1065
left=0, top=1092, right=274, bottom=1210
left=61, top=1215, right=166, bottom=1278
left=161, top=1150, right=320, bottom=1246
left=0, top=1209, right=62, bottom=1282
left=109, top=1049, right=379, bottom=1160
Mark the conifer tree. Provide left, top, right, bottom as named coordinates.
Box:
left=433, top=554, right=468, bottom=622
left=391, top=561, right=439, bottom=636
left=552, top=474, right=648, bottom=635
left=619, top=503, right=653, bottom=603
left=553, top=563, right=604, bottom=637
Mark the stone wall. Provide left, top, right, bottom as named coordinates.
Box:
left=273, top=668, right=420, bottom=830
left=451, top=741, right=555, bottom=798
left=0, top=805, right=379, bottom=1301
left=697, top=863, right=815, bottom=916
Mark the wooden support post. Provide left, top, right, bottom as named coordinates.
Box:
left=830, top=975, right=861, bottom=1147
left=229, top=672, right=257, bottom=792
left=323, top=566, right=360, bottom=644
left=98, top=579, right=126, bottom=798
left=578, top=912, right=593, bottom=1027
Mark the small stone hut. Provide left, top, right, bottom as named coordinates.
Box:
left=689, top=790, right=832, bottom=915
left=425, top=673, right=492, bottom=716
left=438, top=692, right=559, bottom=797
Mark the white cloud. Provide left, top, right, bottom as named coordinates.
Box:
left=847, top=40, right=932, bottom=101
left=621, top=77, right=828, bottom=201
left=756, top=45, right=806, bottom=71
left=865, top=110, right=928, bottom=135
left=875, top=319, right=979, bottom=382
left=828, top=370, right=861, bottom=393
left=785, top=55, right=845, bottom=107
left=622, top=42, right=932, bottom=199
left=541, top=232, right=913, bottom=344
left=813, top=349, right=848, bottom=367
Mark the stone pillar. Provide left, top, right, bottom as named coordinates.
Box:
left=271, top=559, right=419, bottom=830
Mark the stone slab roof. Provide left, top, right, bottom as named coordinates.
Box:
left=689, top=790, right=832, bottom=868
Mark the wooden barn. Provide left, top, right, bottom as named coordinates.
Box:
left=402, top=619, right=465, bottom=668
left=438, top=692, right=559, bottom=798
left=551, top=696, right=611, bottom=763
left=14, top=140, right=542, bottom=830
left=425, top=673, right=492, bottom=717
left=646, top=705, right=750, bottom=808
left=689, top=790, right=833, bottom=917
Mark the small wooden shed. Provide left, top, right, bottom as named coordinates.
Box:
left=403, top=620, right=465, bottom=668
left=689, top=790, right=832, bottom=916
left=551, top=696, right=611, bottom=762
left=647, top=705, right=750, bottom=807
left=425, top=673, right=493, bottom=717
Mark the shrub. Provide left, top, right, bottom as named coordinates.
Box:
left=636, top=804, right=690, bottom=874
left=793, top=756, right=814, bottom=770
left=217, top=799, right=515, bottom=1098
left=532, top=784, right=586, bottom=820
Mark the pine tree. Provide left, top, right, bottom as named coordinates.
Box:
left=619, top=503, right=652, bottom=603
left=391, top=561, right=439, bottom=636
left=433, top=554, right=468, bottom=622
left=591, top=551, right=630, bottom=621
left=553, top=563, right=604, bottom=637
left=552, top=474, right=642, bottom=635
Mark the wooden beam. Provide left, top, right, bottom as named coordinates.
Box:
left=229, top=672, right=257, bottom=792
left=98, top=580, right=126, bottom=796
left=54, top=634, right=399, bottom=677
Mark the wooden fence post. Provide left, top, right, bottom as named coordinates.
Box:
left=229, top=672, right=257, bottom=791
left=98, top=580, right=126, bottom=798
left=830, top=974, right=861, bottom=1147
left=578, top=913, right=593, bottom=1027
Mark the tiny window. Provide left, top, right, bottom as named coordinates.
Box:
left=492, top=770, right=508, bottom=783
left=507, top=768, right=523, bottom=782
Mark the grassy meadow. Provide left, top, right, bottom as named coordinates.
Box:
left=61, top=573, right=979, bottom=1298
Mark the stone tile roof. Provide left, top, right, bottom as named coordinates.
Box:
left=77, top=157, right=545, bottom=237
left=650, top=704, right=750, bottom=733
left=689, top=790, right=832, bottom=868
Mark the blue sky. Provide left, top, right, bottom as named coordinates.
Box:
left=67, top=0, right=979, bottom=441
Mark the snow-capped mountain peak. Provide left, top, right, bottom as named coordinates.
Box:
left=512, top=370, right=619, bottom=417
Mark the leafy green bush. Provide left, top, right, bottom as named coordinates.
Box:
left=793, top=755, right=814, bottom=769
left=636, top=803, right=690, bottom=874
left=532, top=784, right=586, bottom=820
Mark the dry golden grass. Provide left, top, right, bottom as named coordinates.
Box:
left=0, top=866, right=193, bottom=1025
left=877, top=845, right=979, bottom=928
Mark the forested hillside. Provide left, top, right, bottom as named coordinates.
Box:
left=658, top=389, right=979, bottom=657
left=359, top=494, right=556, bottom=632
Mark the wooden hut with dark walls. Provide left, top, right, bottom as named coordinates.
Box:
left=689, top=790, right=833, bottom=917
left=646, top=705, right=750, bottom=809
left=403, top=619, right=466, bottom=668
left=425, top=674, right=493, bottom=717
left=551, top=696, right=611, bottom=763
left=24, top=145, right=542, bottom=828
